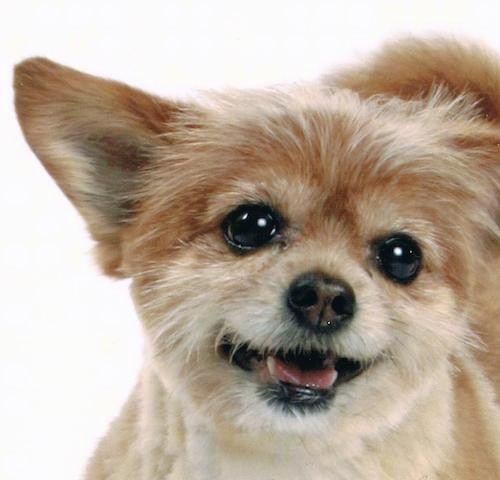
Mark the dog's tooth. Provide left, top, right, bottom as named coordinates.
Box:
left=323, top=353, right=337, bottom=368
left=266, top=356, right=277, bottom=377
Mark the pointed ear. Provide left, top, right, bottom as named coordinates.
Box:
left=14, top=58, right=186, bottom=276
left=325, top=37, right=500, bottom=243
left=324, top=37, right=500, bottom=120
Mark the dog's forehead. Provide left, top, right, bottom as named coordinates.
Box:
left=194, top=86, right=461, bottom=178
left=192, top=88, right=457, bottom=203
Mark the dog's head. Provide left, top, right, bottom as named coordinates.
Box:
left=15, top=38, right=499, bottom=441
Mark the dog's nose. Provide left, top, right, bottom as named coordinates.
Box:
left=287, top=272, right=355, bottom=333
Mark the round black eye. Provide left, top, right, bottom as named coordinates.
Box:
left=374, top=233, right=422, bottom=284
left=222, top=204, right=281, bottom=251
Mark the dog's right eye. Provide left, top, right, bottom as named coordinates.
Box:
left=222, top=204, right=281, bottom=252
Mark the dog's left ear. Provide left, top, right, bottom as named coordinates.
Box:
left=325, top=36, right=500, bottom=238
left=324, top=36, right=500, bottom=121
left=14, top=58, right=190, bottom=276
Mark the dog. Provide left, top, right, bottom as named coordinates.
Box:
left=14, top=36, right=499, bottom=479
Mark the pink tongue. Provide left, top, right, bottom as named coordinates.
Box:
left=268, top=356, right=337, bottom=389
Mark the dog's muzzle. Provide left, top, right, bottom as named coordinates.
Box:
left=218, top=271, right=366, bottom=412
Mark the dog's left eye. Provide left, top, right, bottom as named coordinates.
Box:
left=222, top=204, right=281, bottom=251
left=374, top=233, right=422, bottom=284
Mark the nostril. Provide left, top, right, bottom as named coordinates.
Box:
left=287, top=272, right=356, bottom=333
left=331, top=293, right=354, bottom=317
left=289, top=285, right=318, bottom=309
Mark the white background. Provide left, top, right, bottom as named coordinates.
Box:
left=1, top=1, right=500, bottom=479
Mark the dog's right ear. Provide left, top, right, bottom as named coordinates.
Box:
left=14, top=58, right=190, bottom=276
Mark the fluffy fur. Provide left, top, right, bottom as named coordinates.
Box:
left=14, top=37, right=499, bottom=479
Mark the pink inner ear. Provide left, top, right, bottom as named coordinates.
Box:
left=13, top=56, right=188, bottom=226
left=85, top=134, right=150, bottom=172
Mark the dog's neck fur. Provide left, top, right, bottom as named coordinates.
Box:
left=86, top=353, right=500, bottom=480
left=162, top=371, right=453, bottom=480
left=86, top=349, right=500, bottom=480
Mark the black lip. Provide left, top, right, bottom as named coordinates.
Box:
left=218, top=338, right=367, bottom=412
left=335, top=357, right=366, bottom=384
left=260, top=382, right=334, bottom=414
left=219, top=340, right=262, bottom=371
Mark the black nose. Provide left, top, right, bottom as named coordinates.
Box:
left=287, top=272, right=355, bottom=333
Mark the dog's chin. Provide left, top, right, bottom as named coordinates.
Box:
left=218, top=336, right=369, bottom=415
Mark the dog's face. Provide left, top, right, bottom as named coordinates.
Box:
left=15, top=39, right=499, bottom=444
left=124, top=88, right=492, bottom=438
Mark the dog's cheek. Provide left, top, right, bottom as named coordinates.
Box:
left=128, top=242, right=273, bottom=356
left=128, top=262, right=236, bottom=407
left=127, top=238, right=305, bottom=421
left=385, top=280, right=465, bottom=378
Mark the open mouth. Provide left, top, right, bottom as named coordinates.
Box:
left=218, top=338, right=367, bottom=412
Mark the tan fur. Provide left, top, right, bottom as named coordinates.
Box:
left=14, top=37, right=499, bottom=479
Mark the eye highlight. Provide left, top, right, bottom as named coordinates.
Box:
left=222, top=204, right=281, bottom=252
left=374, top=233, right=422, bottom=284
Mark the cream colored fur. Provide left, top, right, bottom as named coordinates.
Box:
left=14, top=37, right=499, bottom=479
